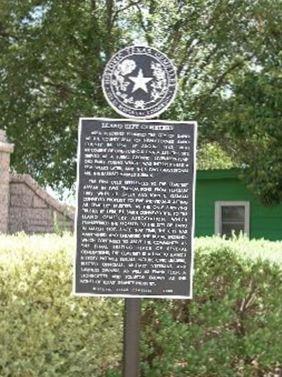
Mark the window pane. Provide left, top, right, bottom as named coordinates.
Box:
left=222, top=206, right=245, bottom=222
left=221, top=223, right=245, bottom=238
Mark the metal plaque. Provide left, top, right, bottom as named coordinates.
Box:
left=74, top=118, right=197, bottom=298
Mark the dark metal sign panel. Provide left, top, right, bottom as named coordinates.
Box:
left=74, top=118, right=197, bottom=298
left=102, top=46, right=177, bottom=119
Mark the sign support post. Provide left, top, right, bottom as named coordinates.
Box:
left=123, top=298, right=141, bottom=377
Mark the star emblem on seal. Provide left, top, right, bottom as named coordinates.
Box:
left=129, top=69, right=153, bottom=93
left=102, top=46, right=177, bottom=119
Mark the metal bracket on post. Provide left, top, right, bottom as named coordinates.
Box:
left=123, top=298, right=141, bottom=377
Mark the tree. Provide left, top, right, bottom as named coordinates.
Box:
left=215, top=68, right=282, bottom=204
left=0, top=0, right=281, bottom=202
left=197, top=143, right=235, bottom=171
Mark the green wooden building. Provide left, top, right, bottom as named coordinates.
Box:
left=195, top=169, right=282, bottom=241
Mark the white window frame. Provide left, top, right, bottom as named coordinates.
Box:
left=214, top=201, right=250, bottom=237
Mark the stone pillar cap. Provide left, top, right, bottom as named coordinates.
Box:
left=0, top=130, right=14, bottom=153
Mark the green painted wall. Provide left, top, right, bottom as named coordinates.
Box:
left=195, top=169, right=282, bottom=241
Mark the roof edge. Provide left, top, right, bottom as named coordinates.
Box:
left=197, top=168, right=241, bottom=180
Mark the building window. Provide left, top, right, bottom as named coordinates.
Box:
left=215, top=201, right=250, bottom=237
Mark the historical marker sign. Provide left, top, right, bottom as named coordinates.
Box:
left=102, top=46, right=177, bottom=119
left=74, top=118, right=197, bottom=298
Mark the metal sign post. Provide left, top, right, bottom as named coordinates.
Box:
left=123, top=298, right=141, bottom=377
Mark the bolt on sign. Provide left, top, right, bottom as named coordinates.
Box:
left=74, top=46, right=197, bottom=298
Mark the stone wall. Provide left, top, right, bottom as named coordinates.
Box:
left=9, top=174, right=74, bottom=234
left=0, top=129, right=74, bottom=234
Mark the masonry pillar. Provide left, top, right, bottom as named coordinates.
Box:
left=0, top=130, right=14, bottom=233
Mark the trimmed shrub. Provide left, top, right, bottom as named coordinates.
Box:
left=0, top=233, right=281, bottom=376
left=141, top=248, right=282, bottom=377
left=0, top=233, right=123, bottom=377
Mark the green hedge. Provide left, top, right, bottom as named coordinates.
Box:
left=0, top=233, right=281, bottom=377
left=0, top=233, right=123, bottom=377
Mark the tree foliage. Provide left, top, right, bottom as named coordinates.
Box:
left=197, top=142, right=235, bottom=171
left=0, top=0, right=281, bottom=202
left=216, top=69, right=282, bottom=204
